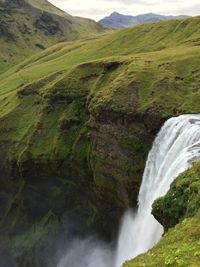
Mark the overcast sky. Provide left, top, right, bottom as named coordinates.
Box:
left=49, top=0, right=200, bottom=21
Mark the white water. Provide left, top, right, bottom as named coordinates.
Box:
left=115, top=114, right=200, bottom=267
left=57, top=114, right=200, bottom=267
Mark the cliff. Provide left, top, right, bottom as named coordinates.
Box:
left=0, top=16, right=200, bottom=266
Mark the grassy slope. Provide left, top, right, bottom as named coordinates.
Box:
left=27, top=0, right=105, bottom=36
left=0, top=17, right=200, bottom=265
left=0, top=16, right=200, bottom=170
left=124, top=162, right=200, bottom=267
left=0, top=19, right=199, bottom=98
left=0, top=0, right=105, bottom=73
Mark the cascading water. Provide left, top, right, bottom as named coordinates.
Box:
left=115, top=114, right=200, bottom=267
left=56, top=114, right=200, bottom=267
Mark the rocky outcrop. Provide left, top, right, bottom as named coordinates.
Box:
left=152, top=161, right=200, bottom=230
left=34, top=12, right=62, bottom=35
left=0, top=20, right=15, bottom=41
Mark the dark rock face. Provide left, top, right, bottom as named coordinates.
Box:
left=89, top=115, right=150, bottom=205
left=144, top=107, right=166, bottom=134
left=0, top=20, right=9, bottom=35
left=0, top=1, right=38, bottom=43
left=17, top=23, right=31, bottom=35
left=0, top=0, right=26, bottom=12
left=34, top=12, right=62, bottom=35
left=0, top=20, right=15, bottom=41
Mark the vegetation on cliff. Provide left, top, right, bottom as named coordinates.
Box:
left=153, top=161, right=200, bottom=230
left=0, top=14, right=200, bottom=266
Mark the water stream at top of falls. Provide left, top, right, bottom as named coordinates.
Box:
left=56, top=114, right=200, bottom=267
left=115, top=114, right=200, bottom=267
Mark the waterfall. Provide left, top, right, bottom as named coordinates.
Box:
left=57, top=114, right=200, bottom=267
left=115, top=114, right=200, bottom=267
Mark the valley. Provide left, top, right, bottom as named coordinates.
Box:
left=0, top=1, right=199, bottom=266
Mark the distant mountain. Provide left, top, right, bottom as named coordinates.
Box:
left=0, top=0, right=105, bottom=73
left=99, top=12, right=189, bottom=29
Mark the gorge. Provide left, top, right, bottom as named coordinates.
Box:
left=115, top=114, right=200, bottom=266
left=56, top=114, right=200, bottom=267
left=0, top=2, right=200, bottom=265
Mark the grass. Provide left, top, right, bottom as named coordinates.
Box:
left=0, top=16, right=200, bottom=266
left=0, top=0, right=106, bottom=73
left=0, top=16, right=200, bottom=200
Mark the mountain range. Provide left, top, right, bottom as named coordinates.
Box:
left=99, top=12, right=189, bottom=28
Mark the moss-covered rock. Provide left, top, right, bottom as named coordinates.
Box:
left=152, top=161, right=200, bottom=230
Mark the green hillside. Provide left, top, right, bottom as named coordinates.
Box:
left=0, top=16, right=200, bottom=266
left=0, top=0, right=105, bottom=73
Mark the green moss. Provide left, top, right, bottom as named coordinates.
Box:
left=152, top=161, right=200, bottom=230
left=120, top=136, right=151, bottom=158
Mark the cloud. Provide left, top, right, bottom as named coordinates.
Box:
left=49, top=0, right=200, bottom=20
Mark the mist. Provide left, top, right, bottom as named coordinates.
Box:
left=0, top=250, right=17, bottom=267
left=56, top=236, right=115, bottom=267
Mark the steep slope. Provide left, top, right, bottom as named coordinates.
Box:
left=99, top=12, right=189, bottom=29
left=0, top=0, right=105, bottom=73
left=0, top=16, right=200, bottom=266
left=124, top=161, right=200, bottom=267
